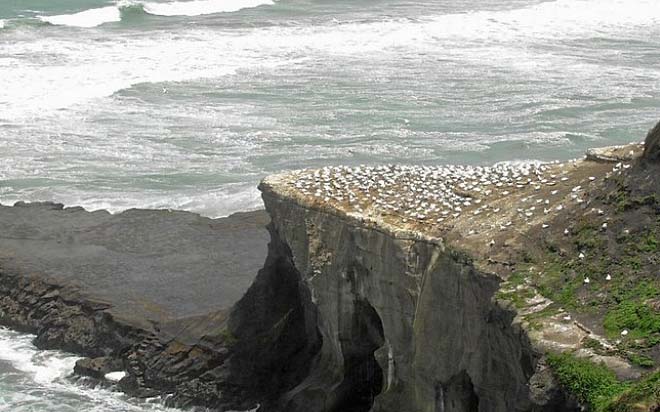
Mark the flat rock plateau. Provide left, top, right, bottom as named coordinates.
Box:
left=0, top=124, right=659, bottom=412
left=0, top=205, right=270, bottom=409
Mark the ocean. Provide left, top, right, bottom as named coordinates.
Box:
left=0, top=327, right=180, bottom=411
left=0, top=0, right=659, bottom=410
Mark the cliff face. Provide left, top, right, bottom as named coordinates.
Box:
left=228, top=182, right=572, bottom=412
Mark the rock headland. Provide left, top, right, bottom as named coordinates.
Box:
left=0, top=124, right=659, bottom=411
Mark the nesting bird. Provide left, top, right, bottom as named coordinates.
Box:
left=282, top=157, right=623, bottom=235
left=285, top=162, right=574, bottom=228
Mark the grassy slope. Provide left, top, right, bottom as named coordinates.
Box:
left=500, top=157, right=660, bottom=410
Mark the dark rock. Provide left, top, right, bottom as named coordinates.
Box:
left=74, top=356, right=123, bottom=380
left=528, top=360, right=581, bottom=411
left=219, top=189, right=537, bottom=412
left=0, top=204, right=270, bottom=410
left=643, top=120, right=660, bottom=161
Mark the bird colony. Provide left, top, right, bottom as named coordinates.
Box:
left=286, top=161, right=593, bottom=228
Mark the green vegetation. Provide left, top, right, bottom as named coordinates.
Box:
left=627, top=353, right=655, bottom=369
left=637, top=232, right=657, bottom=253
left=549, top=353, right=660, bottom=412
left=509, top=166, right=660, bottom=410
left=218, top=328, right=238, bottom=346
left=604, top=371, right=660, bottom=412
left=604, top=301, right=660, bottom=340
left=583, top=337, right=605, bottom=352
left=547, top=352, right=629, bottom=412
left=516, top=190, right=660, bottom=359
left=495, top=270, right=535, bottom=309
left=601, top=281, right=660, bottom=344
left=606, top=174, right=657, bottom=214
left=575, top=224, right=605, bottom=251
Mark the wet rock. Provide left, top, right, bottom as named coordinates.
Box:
left=74, top=356, right=123, bottom=380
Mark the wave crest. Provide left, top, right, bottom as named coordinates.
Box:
left=142, top=0, right=274, bottom=17
left=35, top=0, right=275, bottom=28
left=38, top=6, right=121, bottom=28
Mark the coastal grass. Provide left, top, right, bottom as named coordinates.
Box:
left=495, top=269, right=535, bottom=309
left=547, top=352, right=629, bottom=412
left=604, top=370, right=660, bottom=412
left=548, top=353, right=660, bottom=412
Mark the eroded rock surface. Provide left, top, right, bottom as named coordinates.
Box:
left=231, top=139, right=652, bottom=412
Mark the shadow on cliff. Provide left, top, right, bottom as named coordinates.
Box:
left=227, top=221, right=323, bottom=409
left=226, top=221, right=387, bottom=412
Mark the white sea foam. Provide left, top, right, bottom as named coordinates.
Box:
left=421, top=0, right=660, bottom=41
left=105, top=371, right=127, bottom=382
left=142, top=0, right=274, bottom=17
left=38, top=6, right=121, bottom=28
left=0, top=183, right=263, bottom=218
left=0, top=327, right=79, bottom=385
left=2, top=0, right=659, bottom=217
left=0, top=327, right=181, bottom=411
left=35, top=0, right=274, bottom=28
left=5, top=0, right=658, bottom=119
left=0, top=19, right=5, bottom=29
left=3, top=0, right=658, bottom=120
left=0, top=0, right=660, bottom=120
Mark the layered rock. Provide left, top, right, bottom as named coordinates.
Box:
left=0, top=204, right=270, bottom=409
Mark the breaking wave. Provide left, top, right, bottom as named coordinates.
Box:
left=38, top=6, right=121, bottom=28
left=8, top=0, right=660, bottom=117
left=0, top=327, right=178, bottom=411
left=142, top=0, right=275, bottom=17
left=36, top=0, right=275, bottom=28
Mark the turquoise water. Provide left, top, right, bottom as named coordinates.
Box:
left=1, top=0, right=658, bottom=217
left=0, top=0, right=659, bottom=409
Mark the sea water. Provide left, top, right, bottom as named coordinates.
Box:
left=0, top=0, right=659, bottom=409
left=1, top=0, right=659, bottom=217
left=0, top=327, right=182, bottom=411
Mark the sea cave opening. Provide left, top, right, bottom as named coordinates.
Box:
left=333, top=297, right=385, bottom=412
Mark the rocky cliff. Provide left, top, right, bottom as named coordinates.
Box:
left=234, top=184, right=544, bottom=412
left=225, top=126, right=659, bottom=411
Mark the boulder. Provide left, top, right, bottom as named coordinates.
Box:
left=74, top=356, right=123, bottom=380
